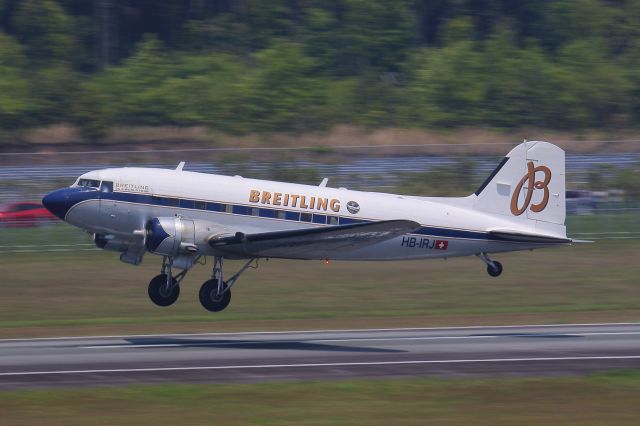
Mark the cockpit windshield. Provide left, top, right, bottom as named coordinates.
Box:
left=77, top=178, right=101, bottom=188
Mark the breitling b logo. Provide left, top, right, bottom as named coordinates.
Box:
left=510, top=161, right=552, bottom=216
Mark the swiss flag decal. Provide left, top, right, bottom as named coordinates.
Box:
left=434, top=240, right=448, bottom=250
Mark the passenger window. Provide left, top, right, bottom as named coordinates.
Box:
left=313, top=214, right=327, bottom=224
left=100, top=181, right=113, bottom=193
left=233, top=205, right=249, bottom=215
left=328, top=215, right=339, bottom=225
left=207, top=202, right=223, bottom=212
left=300, top=213, right=312, bottom=222
left=180, top=199, right=195, bottom=209
left=285, top=211, right=300, bottom=221
left=194, top=201, right=206, bottom=210
left=259, top=209, right=276, bottom=218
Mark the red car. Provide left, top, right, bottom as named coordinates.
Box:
left=0, top=202, right=58, bottom=227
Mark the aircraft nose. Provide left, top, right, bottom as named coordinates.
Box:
left=42, top=189, right=70, bottom=220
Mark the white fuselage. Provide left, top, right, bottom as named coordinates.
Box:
left=62, top=167, right=563, bottom=261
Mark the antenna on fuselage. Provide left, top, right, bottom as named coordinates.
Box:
left=319, top=178, right=328, bottom=187
left=176, top=162, right=186, bottom=171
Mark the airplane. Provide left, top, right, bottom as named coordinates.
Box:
left=42, top=140, right=575, bottom=313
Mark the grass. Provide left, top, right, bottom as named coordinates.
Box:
left=1, top=371, right=640, bottom=425
left=0, top=234, right=638, bottom=337
left=566, top=212, right=640, bottom=237
left=1, top=222, right=93, bottom=249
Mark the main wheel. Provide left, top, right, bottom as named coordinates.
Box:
left=148, top=274, right=180, bottom=306
left=487, top=261, right=503, bottom=277
left=199, top=279, right=231, bottom=312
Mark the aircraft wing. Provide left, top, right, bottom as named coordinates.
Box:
left=208, top=220, right=421, bottom=259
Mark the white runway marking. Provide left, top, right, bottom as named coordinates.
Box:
left=1, top=322, right=639, bottom=343
left=2, top=355, right=640, bottom=377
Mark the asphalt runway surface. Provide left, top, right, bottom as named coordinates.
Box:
left=1, top=323, right=639, bottom=389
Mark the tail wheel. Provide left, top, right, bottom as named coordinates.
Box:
left=199, top=279, right=231, bottom=312
left=148, top=274, right=180, bottom=306
left=487, top=261, right=503, bottom=277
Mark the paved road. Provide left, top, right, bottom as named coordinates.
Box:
left=1, top=323, right=639, bottom=389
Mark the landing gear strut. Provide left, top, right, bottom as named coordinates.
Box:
left=147, top=255, right=257, bottom=311
left=198, top=256, right=258, bottom=312
left=147, top=256, right=192, bottom=307
left=477, top=252, right=503, bottom=277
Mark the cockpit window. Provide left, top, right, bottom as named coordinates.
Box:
left=78, top=179, right=101, bottom=188
left=100, top=181, right=113, bottom=193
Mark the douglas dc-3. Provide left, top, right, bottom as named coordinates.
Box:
left=42, top=141, right=574, bottom=312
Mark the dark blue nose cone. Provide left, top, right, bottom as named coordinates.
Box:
left=42, top=189, right=70, bottom=220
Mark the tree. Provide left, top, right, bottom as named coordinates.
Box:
left=230, top=41, right=327, bottom=132
left=0, top=32, right=31, bottom=129
left=11, top=0, right=74, bottom=65
left=407, top=40, right=486, bottom=127
left=304, top=0, right=415, bottom=75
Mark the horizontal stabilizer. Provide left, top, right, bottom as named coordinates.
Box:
left=570, top=239, right=594, bottom=244
left=209, top=220, right=421, bottom=259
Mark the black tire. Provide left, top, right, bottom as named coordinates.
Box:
left=148, top=274, right=180, bottom=307
left=487, top=261, right=503, bottom=277
left=199, top=279, right=231, bottom=312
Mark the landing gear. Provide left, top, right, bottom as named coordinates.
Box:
left=147, top=255, right=258, bottom=312
left=477, top=252, right=503, bottom=277
left=198, top=256, right=258, bottom=312
left=147, top=256, right=191, bottom=307
left=199, top=280, right=231, bottom=312
left=487, top=261, right=503, bottom=277
left=148, top=274, right=180, bottom=306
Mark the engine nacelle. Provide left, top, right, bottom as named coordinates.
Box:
left=144, top=216, right=231, bottom=257
left=94, top=233, right=131, bottom=252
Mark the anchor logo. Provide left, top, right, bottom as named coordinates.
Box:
left=510, top=161, right=552, bottom=216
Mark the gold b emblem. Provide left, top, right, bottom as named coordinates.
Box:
left=510, top=161, right=552, bottom=216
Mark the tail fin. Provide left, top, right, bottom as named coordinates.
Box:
left=473, top=141, right=566, bottom=232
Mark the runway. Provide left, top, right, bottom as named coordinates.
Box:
left=1, top=323, right=639, bottom=389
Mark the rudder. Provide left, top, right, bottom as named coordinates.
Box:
left=473, top=141, right=566, bottom=227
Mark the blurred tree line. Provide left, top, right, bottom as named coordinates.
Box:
left=2, top=0, right=640, bottom=137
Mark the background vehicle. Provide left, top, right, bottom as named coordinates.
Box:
left=0, top=202, right=57, bottom=227
left=566, top=190, right=596, bottom=215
